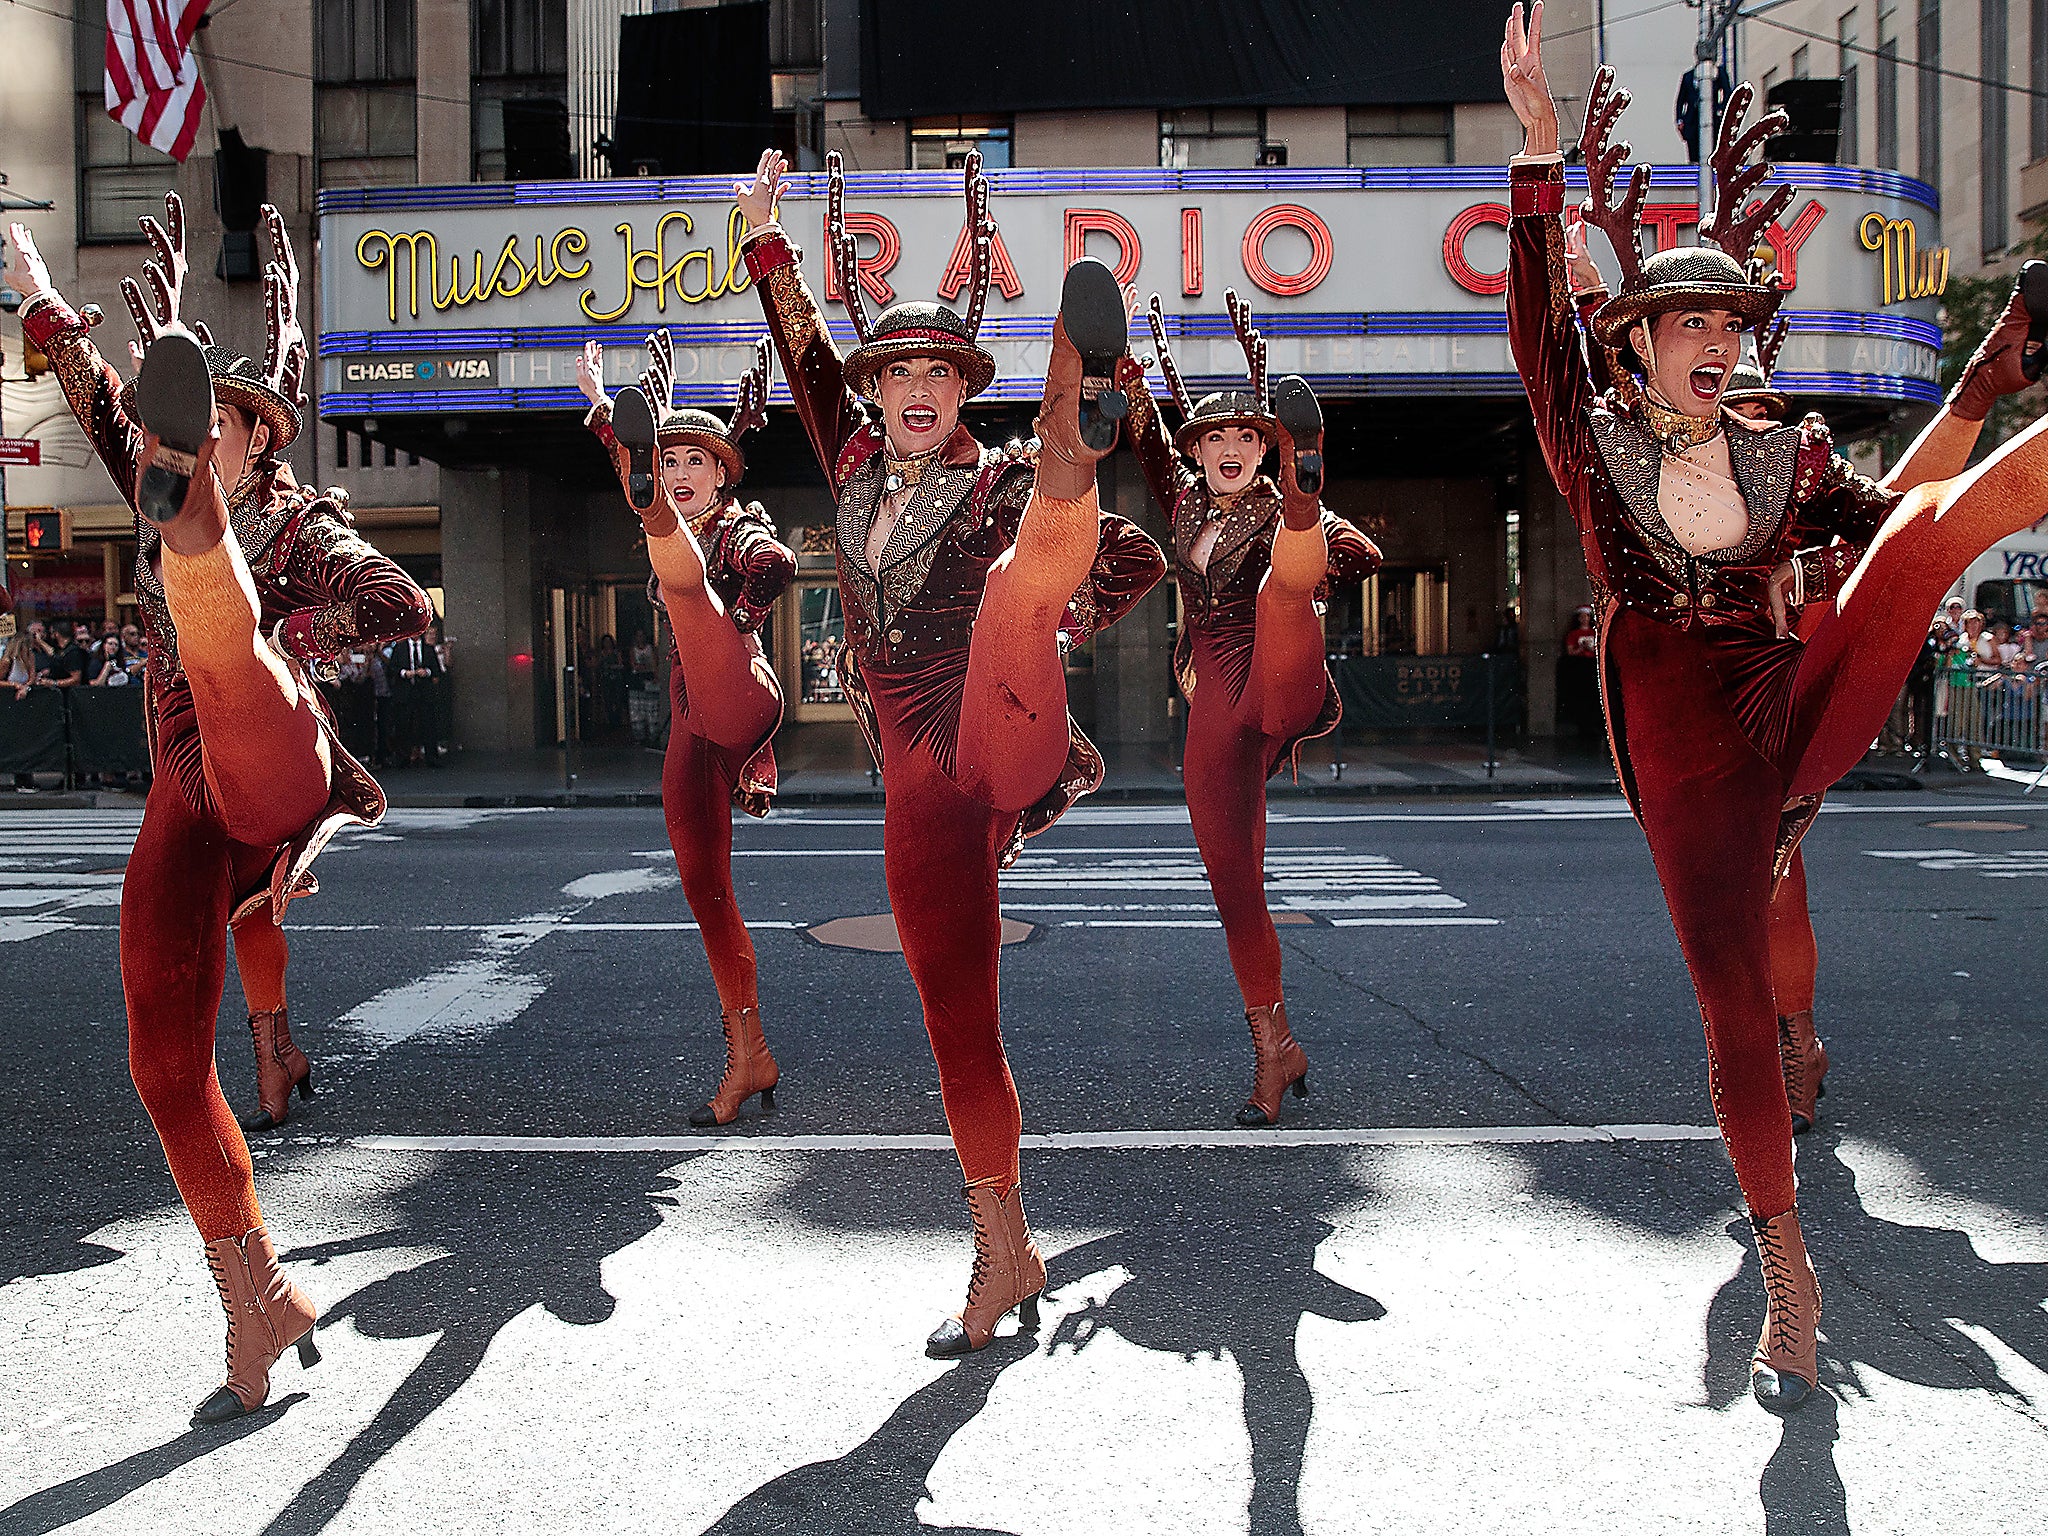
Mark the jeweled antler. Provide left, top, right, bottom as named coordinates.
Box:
left=643, top=327, right=678, bottom=416
left=120, top=191, right=190, bottom=354
left=728, top=338, right=772, bottom=441
left=825, top=151, right=873, bottom=344
left=1702, top=83, right=1793, bottom=259
left=959, top=148, right=995, bottom=339
left=1145, top=293, right=1195, bottom=419
left=1578, top=66, right=1649, bottom=290
left=260, top=205, right=307, bottom=409
left=1224, top=288, right=1267, bottom=409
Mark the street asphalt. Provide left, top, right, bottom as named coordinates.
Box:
left=0, top=790, right=2043, bottom=1534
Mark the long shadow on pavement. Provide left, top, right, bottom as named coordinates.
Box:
left=1703, top=1125, right=2048, bottom=1536
left=256, top=1151, right=689, bottom=1536
left=0, top=1395, right=306, bottom=1535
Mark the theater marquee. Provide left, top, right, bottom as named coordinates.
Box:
left=317, top=165, right=1943, bottom=414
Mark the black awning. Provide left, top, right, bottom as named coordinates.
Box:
left=858, top=0, right=1508, bottom=118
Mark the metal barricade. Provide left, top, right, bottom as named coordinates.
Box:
left=1937, top=662, right=2048, bottom=791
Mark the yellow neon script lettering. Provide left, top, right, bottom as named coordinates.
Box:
left=357, top=227, right=592, bottom=321
left=1860, top=213, right=1950, bottom=304
left=580, top=211, right=750, bottom=321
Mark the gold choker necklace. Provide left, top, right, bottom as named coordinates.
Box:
left=883, top=446, right=943, bottom=496
left=1637, top=393, right=1723, bottom=454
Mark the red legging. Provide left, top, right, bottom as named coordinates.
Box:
left=1183, top=524, right=1331, bottom=1009
left=125, top=496, right=334, bottom=1242
left=1768, top=852, right=1817, bottom=1019
left=231, top=905, right=290, bottom=1016
left=648, top=518, right=783, bottom=1012
left=876, top=489, right=1102, bottom=1188
left=1618, top=413, right=2048, bottom=1219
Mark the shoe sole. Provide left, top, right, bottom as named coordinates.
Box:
left=613, top=385, right=659, bottom=512
left=1061, top=258, right=1130, bottom=450
left=2021, top=260, right=2048, bottom=383
left=1273, top=375, right=1324, bottom=495
left=133, top=329, right=213, bottom=525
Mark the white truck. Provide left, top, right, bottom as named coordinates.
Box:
left=1955, top=518, right=2048, bottom=624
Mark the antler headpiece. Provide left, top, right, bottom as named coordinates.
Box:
left=1144, top=288, right=1278, bottom=458
left=638, top=326, right=770, bottom=485
left=829, top=148, right=1001, bottom=401
left=120, top=193, right=304, bottom=454
left=1578, top=66, right=1791, bottom=356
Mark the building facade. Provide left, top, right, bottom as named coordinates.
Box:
left=2, top=0, right=1952, bottom=754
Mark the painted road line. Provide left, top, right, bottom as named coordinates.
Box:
left=1328, top=916, right=1502, bottom=926
left=1864, top=847, right=2048, bottom=878
left=338, top=1123, right=1720, bottom=1154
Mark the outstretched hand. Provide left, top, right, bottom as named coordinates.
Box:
left=1501, top=2, right=1560, bottom=156
left=4, top=223, right=51, bottom=305
left=735, top=149, right=787, bottom=229
left=576, top=340, right=606, bottom=407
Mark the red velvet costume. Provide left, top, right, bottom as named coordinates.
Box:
left=584, top=335, right=798, bottom=1121
left=25, top=291, right=430, bottom=1241
left=1123, top=317, right=1380, bottom=1120
left=1507, top=61, right=2048, bottom=1408
left=739, top=222, right=1163, bottom=1192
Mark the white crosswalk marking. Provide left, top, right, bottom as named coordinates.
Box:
left=1864, top=847, right=2048, bottom=878
left=998, top=847, right=1484, bottom=920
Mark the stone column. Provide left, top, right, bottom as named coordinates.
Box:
left=442, top=466, right=536, bottom=750
left=415, top=0, right=472, bottom=184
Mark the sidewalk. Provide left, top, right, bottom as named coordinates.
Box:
left=4, top=726, right=1958, bottom=810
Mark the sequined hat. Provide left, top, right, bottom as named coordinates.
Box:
left=1145, top=290, right=1278, bottom=457
left=638, top=327, right=771, bottom=486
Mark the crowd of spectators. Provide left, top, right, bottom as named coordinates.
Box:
left=4, top=618, right=149, bottom=698
left=1906, top=593, right=2048, bottom=763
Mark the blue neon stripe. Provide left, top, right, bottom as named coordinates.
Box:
left=315, top=163, right=1939, bottom=217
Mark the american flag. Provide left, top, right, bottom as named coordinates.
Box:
left=103, top=0, right=210, bottom=163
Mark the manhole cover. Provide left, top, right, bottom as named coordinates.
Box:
left=807, top=912, right=1036, bottom=952
left=1923, top=819, right=2030, bottom=832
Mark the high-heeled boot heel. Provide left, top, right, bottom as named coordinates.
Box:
left=1060, top=257, right=1130, bottom=450
left=240, top=1004, right=316, bottom=1133
left=1749, top=1207, right=1821, bottom=1414
left=192, top=1226, right=320, bottom=1425
left=612, top=384, right=660, bottom=512
left=1273, top=374, right=1324, bottom=496
left=690, top=1004, right=780, bottom=1127
left=133, top=327, right=214, bottom=525
left=1237, top=1000, right=1310, bottom=1127
left=926, top=1180, right=1047, bottom=1358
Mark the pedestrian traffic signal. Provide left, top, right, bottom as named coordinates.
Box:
left=22, top=510, right=71, bottom=552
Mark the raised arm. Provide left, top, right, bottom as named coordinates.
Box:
left=1116, top=357, right=1193, bottom=518
left=8, top=225, right=146, bottom=505
left=1501, top=3, right=1598, bottom=487
left=733, top=150, right=862, bottom=481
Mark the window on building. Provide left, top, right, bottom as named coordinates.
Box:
left=1159, top=108, right=1264, bottom=169
left=1837, top=12, right=1860, bottom=162
left=1918, top=0, right=1941, bottom=185
left=1346, top=106, right=1452, bottom=166
left=473, top=0, right=568, bottom=180
left=909, top=116, right=1012, bottom=170
left=1791, top=45, right=1810, bottom=77
left=1762, top=67, right=1779, bottom=97
left=315, top=0, right=418, bottom=189
left=771, top=0, right=823, bottom=162
left=71, top=11, right=176, bottom=243
left=1985, top=0, right=2010, bottom=251
left=2032, top=0, right=2048, bottom=158
left=1876, top=7, right=1899, bottom=167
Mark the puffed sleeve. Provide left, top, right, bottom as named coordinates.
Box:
left=271, top=505, right=436, bottom=663
left=724, top=504, right=799, bottom=634
left=1066, top=508, right=1167, bottom=642
left=1323, top=510, right=1383, bottom=587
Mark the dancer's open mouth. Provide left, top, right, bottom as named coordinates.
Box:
left=902, top=406, right=939, bottom=432
left=1689, top=364, right=1727, bottom=403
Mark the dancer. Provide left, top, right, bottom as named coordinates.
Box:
left=1126, top=294, right=1381, bottom=1126
left=7, top=197, right=433, bottom=1422
left=1501, top=0, right=2048, bottom=1411
left=734, top=148, right=1165, bottom=1355
left=577, top=330, right=797, bottom=1126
